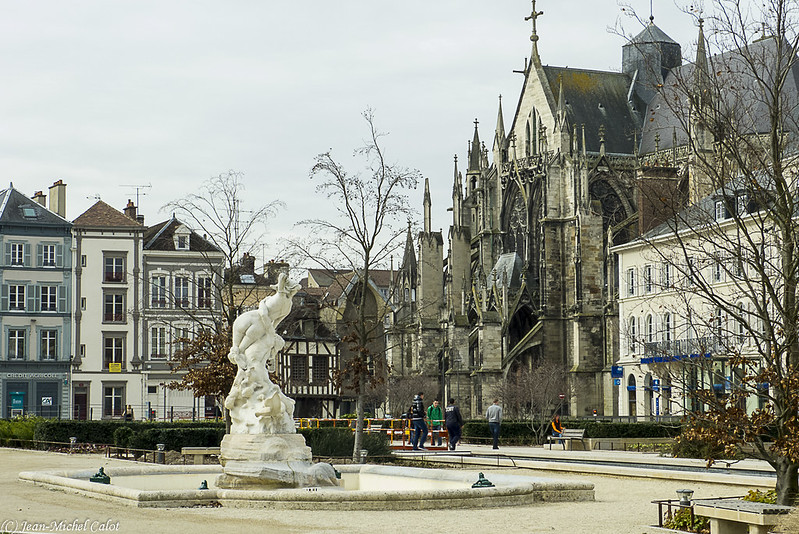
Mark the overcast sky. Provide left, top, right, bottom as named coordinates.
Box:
left=0, top=1, right=720, bottom=264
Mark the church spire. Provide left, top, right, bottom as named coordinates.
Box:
left=493, top=95, right=506, bottom=149
left=556, top=75, right=566, bottom=130
left=400, top=220, right=417, bottom=278
left=423, top=177, right=431, bottom=233
left=694, top=17, right=710, bottom=107
left=468, top=119, right=481, bottom=172
left=452, top=154, right=463, bottom=229
left=524, top=0, right=544, bottom=61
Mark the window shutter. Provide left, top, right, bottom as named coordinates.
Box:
left=28, top=285, right=39, bottom=312
left=1, top=284, right=8, bottom=311
left=4, top=243, right=10, bottom=266
left=36, top=244, right=43, bottom=267
left=56, top=244, right=64, bottom=267
left=23, top=244, right=31, bottom=267
left=58, top=285, right=67, bottom=313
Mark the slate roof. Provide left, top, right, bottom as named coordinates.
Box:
left=73, top=200, right=143, bottom=229
left=143, top=216, right=221, bottom=252
left=640, top=36, right=799, bottom=154
left=629, top=22, right=679, bottom=45
left=543, top=66, right=639, bottom=154
left=0, top=185, right=71, bottom=228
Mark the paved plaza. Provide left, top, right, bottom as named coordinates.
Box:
left=1, top=447, right=762, bottom=534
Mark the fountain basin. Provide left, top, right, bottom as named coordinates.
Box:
left=20, top=464, right=593, bottom=510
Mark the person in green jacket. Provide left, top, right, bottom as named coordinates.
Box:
left=427, top=399, right=444, bottom=446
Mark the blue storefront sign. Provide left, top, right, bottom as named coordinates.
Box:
left=10, top=392, right=25, bottom=409
left=611, top=366, right=623, bottom=378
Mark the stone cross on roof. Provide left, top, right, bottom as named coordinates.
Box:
left=525, top=0, right=543, bottom=43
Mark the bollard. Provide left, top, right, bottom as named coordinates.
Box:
left=69, top=437, right=77, bottom=452
left=156, top=443, right=166, bottom=464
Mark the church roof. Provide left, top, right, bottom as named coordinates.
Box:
left=543, top=66, right=639, bottom=154
left=628, top=22, right=679, bottom=46
left=640, top=36, right=799, bottom=154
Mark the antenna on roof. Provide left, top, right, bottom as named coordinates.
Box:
left=86, top=194, right=101, bottom=201
left=649, top=0, right=654, bottom=23
left=120, top=183, right=152, bottom=209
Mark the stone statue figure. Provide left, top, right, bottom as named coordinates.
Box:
left=217, top=272, right=338, bottom=489
left=224, top=272, right=300, bottom=435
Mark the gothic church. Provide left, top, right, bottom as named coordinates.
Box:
left=391, top=5, right=704, bottom=418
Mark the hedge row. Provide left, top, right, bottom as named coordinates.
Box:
left=461, top=419, right=681, bottom=441
left=26, top=419, right=391, bottom=457
left=0, top=417, right=39, bottom=445
left=33, top=420, right=224, bottom=445
left=299, top=427, right=391, bottom=458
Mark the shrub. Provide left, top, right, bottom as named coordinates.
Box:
left=0, top=416, right=39, bottom=445
left=128, top=427, right=225, bottom=451
left=113, top=426, right=135, bottom=447
left=672, top=434, right=741, bottom=460
left=663, top=507, right=710, bottom=533
left=299, top=427, right=391, bottom=459
left=743, top=489, right=777, bottom=504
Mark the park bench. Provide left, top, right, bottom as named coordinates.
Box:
left=693, top=498, right=792, bottom=534
left=545, top=428, right=588, bottom=450
left=181, top=446, right=220, bottom=465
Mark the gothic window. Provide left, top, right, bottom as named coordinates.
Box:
left=589, top=178, right=629, bottom=245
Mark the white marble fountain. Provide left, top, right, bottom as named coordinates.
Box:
left=20, top=274, right=594, bottom=509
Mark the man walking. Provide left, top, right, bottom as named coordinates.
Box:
left=410, top=392, right=428, bottom=451
left=485, top=398, right=503, bottom=450
left=445, top=398, right=463, bottom=451
left=427, top=399, right=444, bottom=447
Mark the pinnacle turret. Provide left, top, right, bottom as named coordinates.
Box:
left=423, top=178, right=431, bottom=234
left=468, top=119, right=481, bottom=172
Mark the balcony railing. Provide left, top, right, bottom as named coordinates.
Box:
left=641, top=337, right=727, bottom=363
left=103, top=313, right=125, bottom=323
left=104, top=272, right=124, bottom=282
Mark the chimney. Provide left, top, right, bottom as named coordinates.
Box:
left=264, top=260, right=290, bottom=284
left=136, top=214, right=145, bottom=225
left=241, top=253, right=255, bottom=273
left=32, top=191, right=46, bottom=206
left=48, top=180, right=66, bottom=218
left=123, top=200, right=137, bottom=220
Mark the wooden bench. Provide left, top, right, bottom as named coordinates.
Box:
left=546, top=428, right=587, bottom=450
left=181, top=446, right=220, bottom=465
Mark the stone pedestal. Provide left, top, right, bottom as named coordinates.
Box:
left=216, top=433, right=338, bottom=489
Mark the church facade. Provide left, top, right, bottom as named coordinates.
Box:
left=390, top=7, right=709, bottom=418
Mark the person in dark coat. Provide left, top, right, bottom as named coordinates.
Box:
left=445, top=398, right=464, bottom=451
left=410, top=392, right=428, bottom=450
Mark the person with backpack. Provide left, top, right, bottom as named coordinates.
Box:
left=410, top=392, right=428, bottom=451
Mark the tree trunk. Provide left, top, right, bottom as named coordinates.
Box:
left=352, top=377, right=365, bottom=462
left=775, top=456, right=799, bottom=505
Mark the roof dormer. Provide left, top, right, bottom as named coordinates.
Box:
left=173, top=224, right=190, bottom=251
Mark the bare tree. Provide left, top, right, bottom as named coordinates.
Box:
left=293, top=109, right=420, bottom=461
left=619, top=0, right=799, bottom=504
left=386, top=374, right=440, bottom=418
left=492, top=360, right=570, bottom=444
left=161, top=171, right=284, bottom=428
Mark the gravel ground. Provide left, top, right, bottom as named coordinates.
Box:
left=0, top=448, right=755, bottom=534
